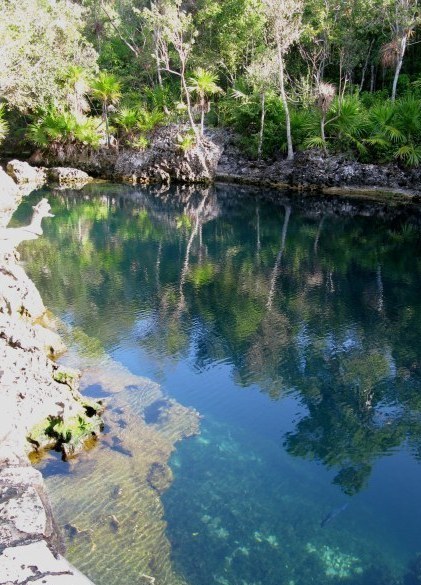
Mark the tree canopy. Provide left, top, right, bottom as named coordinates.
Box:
left=1, top=0, right=421, bottom=162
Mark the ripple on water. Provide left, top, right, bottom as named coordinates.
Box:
left=38, top=357, right=200, bottom=585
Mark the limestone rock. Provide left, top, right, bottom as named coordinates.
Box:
left=216, top=139, right=421, bottom=196
left=0, top=541, right=95, bottom=584
left=6, top=159, right=46, bottom=187
left=33, top=324, right=67, bottom=358
left=31, top=124, right=225, bottom=184
left=47, top=167, right=93, bottom=187
left=0, top=169, right=20, bottom=229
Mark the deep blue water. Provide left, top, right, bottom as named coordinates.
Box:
left=14, top=183, right=421, bottom=585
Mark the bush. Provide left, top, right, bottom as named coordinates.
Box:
left=28, top=108, right=101, bottom=150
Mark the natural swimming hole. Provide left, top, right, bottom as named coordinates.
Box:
left=14, top=183, right=421, bottom=585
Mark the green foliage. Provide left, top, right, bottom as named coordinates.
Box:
left=114, top=106, right=165, bottom=147
left=325, top=95, right=368, bottom=155
left=176, top=130, right=197, bottom=152
left=91, top=72, right=122, bottom=107
left=3, top=0, right=421, bottom=166
left=28, top=109, right=101, bottom=149
left=0, top=0, right=97, bottom=112
left=137, top=108, right=166, bottom=133
left=223, top=88, right=421, bottom=166
left=188, top=68, right=223, bottom=101
left=115, top=107, right=140, bottom=132
left=188, top=263, right=216, bottom=287
left=176, top=214, right=193, bottom=230
left=130, top=135, right=149, bottom=150
left=0, top=103, right=8, bottom=144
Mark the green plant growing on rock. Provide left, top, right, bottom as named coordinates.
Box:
left=28, top=407, right=104, bottom=460
left=130, top=135, right=149, bottom=150
left=176, top=129, right=196, bottom=152
left=137, top=108, right=166, bottom=133
left=188, top=67, right=223, bottom=136
left=28, top=108, right=101, bottom=151
left=0, top=103, right=8, bottom=143
left=91, top=71, right=122, bottom=147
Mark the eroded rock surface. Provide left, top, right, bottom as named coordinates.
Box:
left=216, top=138, right=421, bottom=197
left=0, top=449, right=95, bottom=584
left=31, top=124, right=224, bottom=185
left=0, top=170, right=19, bottom=228
left=6, top=159, right=46, bottom=187
left=47, top=167, right=93, bottom=187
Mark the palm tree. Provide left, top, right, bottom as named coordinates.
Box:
left=188, top=68, right=223, bottom=136
left=91, top=72, right=121, bottom=146
left=62, top=65, right=91, bottom=120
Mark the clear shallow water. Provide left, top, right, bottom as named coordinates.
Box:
left=14, top=183, right=421, bottom=585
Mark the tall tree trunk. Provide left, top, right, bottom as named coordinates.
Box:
left=258, top=92, right=266, bottom=160
left=321, top=113, right=326, bottom=148
left=370, top=64, right=375, bottom=93
left=200, top=97, right=205, bottom=136
left=104, top=101, right=110, bottom=147
left=360, top=40, right=374, bottom=92
left=277, top=44, right=293, bottom=161
left=392, top=35, right=407, bottom=101
left=181, top=61, right=199, bottom=141
left=200, top=110, right=205, bottom=136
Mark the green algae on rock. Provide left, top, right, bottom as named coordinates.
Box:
left=27, top=405, right=104, bottom=461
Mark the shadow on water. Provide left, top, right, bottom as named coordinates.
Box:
left=18, top=182, right=421, bottom=585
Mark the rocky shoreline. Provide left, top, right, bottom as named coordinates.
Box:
left=23, top=124, right=421, bottom=200
left=0, top=167, right=100, bottom=584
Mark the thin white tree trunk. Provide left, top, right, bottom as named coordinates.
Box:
left=277, top=45, right=293, bottom=160
left=321, top=114, right=326, bottom=145
left=200, top=108, right=205, bottom=137
left=392, top=35, right=407, bottom=101
left=181, top=62, right=199, bottom=141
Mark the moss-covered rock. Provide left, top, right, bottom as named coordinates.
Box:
left=52, top=365, right=81, bottom=393
left=27, top=409, right=104, bottom=461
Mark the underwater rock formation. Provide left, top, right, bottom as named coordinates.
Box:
left=41, top=357, right=201, bottom=585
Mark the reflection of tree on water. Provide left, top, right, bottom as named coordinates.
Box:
left=267, top=205, right=291, bottom=310
left=178, top=191, right=209, bottom=312
left=17, top=183, right=421, bottom=496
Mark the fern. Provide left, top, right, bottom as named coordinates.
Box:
left=303, top=135, right=327, bottom=150
left=394, top=144, right=421, bottom=166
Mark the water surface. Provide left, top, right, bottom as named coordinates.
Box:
left=15, top=183, right=421, bottom=585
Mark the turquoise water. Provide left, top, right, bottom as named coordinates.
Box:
left=15, top=183, right=421, bottom=585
